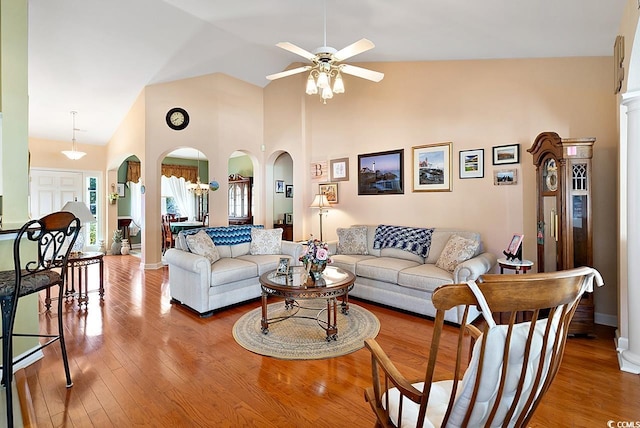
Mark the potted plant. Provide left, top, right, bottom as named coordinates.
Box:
left=108, top=183, right=120, bottom=204
left=111, top=229, right=123, bottom=255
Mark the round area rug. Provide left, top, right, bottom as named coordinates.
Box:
left=232, top=302, right=380, bottom=360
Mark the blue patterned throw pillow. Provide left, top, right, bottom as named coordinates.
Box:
left=373, top=225, right=434, bottom=258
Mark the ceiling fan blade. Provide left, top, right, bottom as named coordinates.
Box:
left=340, top=64, right=384, bottom=82
left=266, top=66, right=311, bottom=81
left=276, top=42, right=316, bottom=61
left=333, top=38, right=375, bottom=62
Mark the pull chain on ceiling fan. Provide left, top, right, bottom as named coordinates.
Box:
left=266, top=1, right=384, bottom=104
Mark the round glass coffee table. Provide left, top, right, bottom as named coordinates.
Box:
left=259, top=265, right=356, bottom=341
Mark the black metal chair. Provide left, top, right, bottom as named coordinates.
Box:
left=0, top=211, right=80, bottom=427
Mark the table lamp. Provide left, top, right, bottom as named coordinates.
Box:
left=61, top=199, right=96, bottom=253
left=309, top=194, right=331, bottom=241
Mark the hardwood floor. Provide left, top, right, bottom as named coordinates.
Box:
left=19, top=255, right=640, bottom=427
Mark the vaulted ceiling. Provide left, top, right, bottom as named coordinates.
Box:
left=28, top=0, right=626, bottom=145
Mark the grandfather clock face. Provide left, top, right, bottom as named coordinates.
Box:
left=543, top=158, right=558, bottom=192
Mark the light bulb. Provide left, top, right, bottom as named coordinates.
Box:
left=306, top=74, right=318, bottom=95
left=333, top=73, right=345, bottom=94
left=317, top=71, right=329, bottom=89
left=322, top=86, right=333, bottom=100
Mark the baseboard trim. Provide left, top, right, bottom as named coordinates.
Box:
left=595, top=312, right=617, bottom=327
left=143, top=262, right=164, bottom=270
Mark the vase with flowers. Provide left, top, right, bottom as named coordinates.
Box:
left=299, top=237, right=332, bottom=281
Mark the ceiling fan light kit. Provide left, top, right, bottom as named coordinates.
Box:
left=266, top=2, right=383, bottom=104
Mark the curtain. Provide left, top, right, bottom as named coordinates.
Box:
left=162, top=175, right=195, bottom=220
left=127, top=161, right=198, bottom=183
left=128, top=180, right=143, bottom=236
left=127, top=161, right=141, bottom=183
left=162, top=164, right=198, bottom=183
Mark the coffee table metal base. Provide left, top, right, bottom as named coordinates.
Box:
left=261, top=294, right=350, bottom=341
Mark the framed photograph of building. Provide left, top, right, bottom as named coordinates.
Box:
left=459, top=149, right=484, bottom=179
left=492, top=144, right=520, bottom=165
left=358, top=149, right=404, bottom=195
left=412, top=142, right=452, bottom=192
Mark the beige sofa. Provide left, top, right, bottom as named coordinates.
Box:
left=165, top=225, right=303, bottom=317
left=328, top=225, right=496, bottom=324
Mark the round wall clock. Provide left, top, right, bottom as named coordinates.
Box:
left=166, top=107, right=189, bottom=130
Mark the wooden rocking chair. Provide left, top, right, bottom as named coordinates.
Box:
left=364, top=267, right=603, bottom=427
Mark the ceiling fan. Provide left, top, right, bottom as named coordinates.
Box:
left=266, top=6, right=384, bottom=103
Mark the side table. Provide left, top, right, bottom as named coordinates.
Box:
left=497, top=258, right=534, bottom=274
left=45, top=251, right=105, bottom=310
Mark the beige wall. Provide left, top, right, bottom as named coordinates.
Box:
left=116, top=73, right=264, bottom=266
left=264, top=56, right=618, bottom=320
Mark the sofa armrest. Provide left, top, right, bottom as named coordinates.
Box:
left=453, top=252, right=497, bottom=283
left=164, top=248, right=211, bottom=274
left=281, top=241, right=304, bottom=264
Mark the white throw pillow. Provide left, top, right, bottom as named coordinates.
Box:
left=250, top=228, right=283, bottom=255
left=337, top=226, right=369, bottom=255
left=185, top=230, right=221, bottom=264
left=435, top=235, right=480, bottom=272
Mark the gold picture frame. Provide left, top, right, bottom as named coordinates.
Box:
left=412, top=142, right=452, bottom=192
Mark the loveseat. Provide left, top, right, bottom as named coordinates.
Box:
left=328, top=225, right=496, bottom=324
left=164, top=225, right=303, bottom=317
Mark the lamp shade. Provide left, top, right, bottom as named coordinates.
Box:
left=309, top=194, right=331, bottom=209
left=61, top=201, right=95, bottom=224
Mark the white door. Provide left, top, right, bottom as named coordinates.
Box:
left=30, top=169, right=84, bottom=218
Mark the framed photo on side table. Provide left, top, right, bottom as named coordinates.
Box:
left=412, top=142, right=452, bottom=192
left=459, top=149, right=484, bottom=179
left=492, top=144, right=520, bottom=165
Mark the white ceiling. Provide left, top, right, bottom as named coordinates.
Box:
left=28, top=0, right=626, bottom=146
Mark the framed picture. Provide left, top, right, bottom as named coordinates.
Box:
left=285, top=213, right=293, bottom=224
left=117, top=183, right=126, bottom=197
left=492, top=144, right=520, bottom=165
left=310, top=161, right=328, bottom=181
left=358, top=149, right=404, bottom=195
left=412, top=142, right=452, bottom=192
left=285, top=185, right=293, bottom=198
left=459, top=149, right=484, bottom=179
left=275, top=180, right=285, bottom=193
left=506, top=234, right=524, bottom=256
left=330, top=157, right=349, bottom=181
left=319, top=182, right=338, bottom=203
left=276, top=257, right=290, bottom=275
left=494, top=169, right=518, bottom=185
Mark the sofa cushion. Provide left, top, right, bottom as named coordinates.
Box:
left=337, top=226, right=369, bottom=255
left=331, top=254, right=376, bottom=274
left=185, top=230, right=221, bottom=264
left=250, top=228, right=283, bottom=255
left=380, top=247, right=424, bottom=264
left=356, top=257, right=420, bottom=284
left=210, top=258, right=258, bottom=286
left=373, top=225, right=434, bottom=258
left=237, top=254, right=294, bottom=275
left=426, top=230, right=481, bottom=264
left=398, top=264, right=455, bottom=293
left=436, top=235, right=481, bottom=272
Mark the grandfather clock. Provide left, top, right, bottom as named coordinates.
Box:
left=528, top=131, right=595, bottom=335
